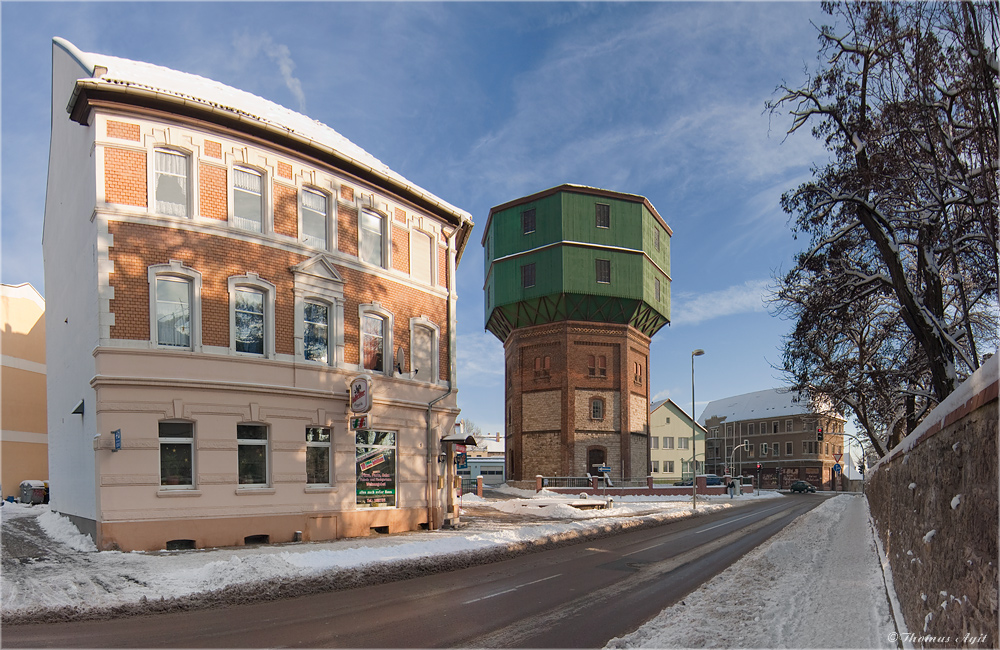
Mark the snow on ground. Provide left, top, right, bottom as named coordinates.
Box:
left=3, top=489, right=897, bottom=649
left=606, top=494, right=897, bottom=649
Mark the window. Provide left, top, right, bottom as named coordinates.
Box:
left=760, top=443, right=768, bottom=456
left=154, top=276, right=191, bottom=348
left=360, top=209, right=385, bottom=266
left=355, top=430, right=397, bottom=507
left=588, top=354, right=607, bottom=377
left=159, top=422, right=193, bottom=488
left=233, top=167, right=263, bottom=232
left=773, top=421, right=779, bottom=433
left=651, top=437, right=659, bottom=450
left=655, top=277, right=661, bottom=302
left=304, top=301, right=329, bottom=363
left=521, top=263, right=536, bottom=288
left=410, top=229, right=434, bottom=285
left=663, top=437, right=674, bottom=449
left=633, top=361, right=643, bottom=385
left=522, top=208, right=536, bottom=234
left=678, top=438, right=690, bottom=450
left=533, top=355, right=551, bottom=379
left=410, top=320, right=437, bottom=380
left=235, top=288, right=265, bottom=355
left=595, top=203, right=610, bottom=228
left=652, top=460, right=659, bottom=473
left=237, top=425, right=268, bottom=486
left=654, top=228, right=661, bottom=251
left=362, top=314, right=385, bottom=372
left=772, top=443, right=780, bottom=456
left=748, top=423, right=755, bottom=435
left=665, top=460, right=674, bottom=474
left=154, top=149, right=188, bottom=217
left=666, top=417, right=671, bottom=424
left=596, top=258, right=611, bottom=284
left=591, top=398, right=604, bottom=420
left=785, top=419, right=793, bottom=432
left=786, top=442, right=793, bottom=456
left=301, top=188, right=328, bottom=249
left=747, top=445, right=754, bottom=458
left=306, top=427, right=332, bottom=485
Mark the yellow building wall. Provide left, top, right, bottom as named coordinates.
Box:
left=2, top=284, right=47, bottom=498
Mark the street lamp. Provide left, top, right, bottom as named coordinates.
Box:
left=691, top=349, right=704, bottom=511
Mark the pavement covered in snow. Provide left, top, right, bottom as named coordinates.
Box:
left=2, top=488, right=899, bottom=648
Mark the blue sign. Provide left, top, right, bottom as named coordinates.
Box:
left=597, top=465, right=612, bottom=473
left=833, top=463, right=842, bottom=474
left=113, top=428, right=121, bottom=452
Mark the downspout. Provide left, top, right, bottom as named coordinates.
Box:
left=426, top=229, right=459, bottom=529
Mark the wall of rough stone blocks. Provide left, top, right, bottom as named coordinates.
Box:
left=866, top=361, right=998, bottom=648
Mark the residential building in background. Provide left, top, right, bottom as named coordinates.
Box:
left=43, top=38, right=472, bottom=551
left=483, top=185, right=672, bottom=483
left=1, top=283, right=48, bottom=499
left=648, top=399, right=705, bottom=483
left=699, top=388, right=847, bottom=490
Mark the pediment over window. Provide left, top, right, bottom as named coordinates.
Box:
left=291, top=254, right=345, bottom=284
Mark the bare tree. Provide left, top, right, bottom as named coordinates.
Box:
left=769, top=1, right=998, bottom=455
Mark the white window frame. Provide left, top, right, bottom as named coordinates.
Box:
left=232, top=165, right=266, bottom=233
left=159, top=421, right=195, bottom=490
left=151, top=147, right=192, bottom=218
left=359, top=302, right=394, bottom=375
left=237, top=424, right=270, bottom=488
left=651, top=460, right=659, bottom=473
left=306, top=426, right=333, bottom=486
left=359, top=208, right=388, bottom=268
left=760, top=443, right=768, bottom=456
left=148, top=261, right=202, bottom=351
left=300, top=186, right=331, bottom=250
left=678, top=438, right=690, bottom=450
left=409, top=228, right=436, bottom=286
left=292, top=254, right=345, bottom=366
left=227, top=274, right=276, bottom=358
left=663, top=437, right=674, bottom=450
left=665, top=460, right=674, bottom=474
left=303, top=299, right=332, bottom=364
left=409, top=316, right=440, bottom=383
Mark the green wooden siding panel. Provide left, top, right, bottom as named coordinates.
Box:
left=560, top=193, right=643, bottom=249
left=642, top=205, right=671, bottom=277
left=491, top=246, right=564, bottom=307
left=488, top=193, right=564, bottom=261
left=561, top=246, right=644, bottom=299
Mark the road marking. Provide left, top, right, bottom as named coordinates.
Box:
left=696, top=504, right=788, bottom=534
left=462, top=573, right=563, bottom=604
left=622, top=543, right=662, bottom=557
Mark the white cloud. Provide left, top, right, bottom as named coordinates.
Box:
left=671, top=279, right=773, bottom=327
left=232, top=31, right=306, bottom=112
left=456, top=331, right=505, bottom=386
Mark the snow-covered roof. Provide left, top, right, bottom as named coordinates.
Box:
left=54, top=37, right=472, bottom=230
left=697, top=388, right=821, bottom=426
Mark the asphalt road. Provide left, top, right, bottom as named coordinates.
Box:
left=5, top=495, right=827, bottom=648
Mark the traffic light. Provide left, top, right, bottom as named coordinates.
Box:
left=756, top=463, right=762, bottom=470
left=816, top=426, right=824, bottom=441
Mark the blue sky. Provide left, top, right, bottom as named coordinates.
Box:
left=2, top=2, right=841, bottom=441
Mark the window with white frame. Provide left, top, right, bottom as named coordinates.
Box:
left=785, top=419, right=793, bottom=432
left=159, top=422, right=194, bottom=488
left=678, top=438, right=690, bottom=450
left=233, top=167, right=264, bottom=233
left=148, top=261, right=202, bottom=350
left=760, top=443, right=768, bottom=456
left=306, top=427, right=332, bottom=485
left=154, top=276, right=192, bottom=348
left=301, top=188, right=328, bottom=249
left=651, top=437, right=659, bottom=449
left=410, top=318, right=438, bottom=380
left=665, top=460, right=674, bottom=474
left=304, top=301, right=330, bottom=363
left=154, top=148, right=189, bottom=217
left=229, top=275, right=275, bottom=357
left=237, top=424, right=268, bottom=486
left=410, top=229, right=434, bottom=286
left=772, top=443, right=780, bottom=456
left=362, top=314, right=385, bottom=372
left=786, top=441, right=793, bottom=456
left=652, top=460, right=659, bottom=473
left=591, top=398, right=604, bottom=420
left=360, top=209, right=385, bottom=266
left=663, top=437, right=674, bottom=449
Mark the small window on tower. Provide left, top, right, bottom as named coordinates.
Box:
left=521, top=263, right=536, bottom=288
left=522, top=208, right=536, bottom=234
left=595, top=203, right=610, bottom=229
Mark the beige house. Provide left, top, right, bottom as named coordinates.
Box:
left=648, top=399, right=705, bottom=483
left=1, top=283, right=48, bottom=499
left=43, top=39, right=472, bottom=551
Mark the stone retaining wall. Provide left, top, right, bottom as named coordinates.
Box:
left=866, top=357, right=998, bottom=648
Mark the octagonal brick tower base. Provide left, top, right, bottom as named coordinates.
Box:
left=503, top=320, right=651, bottom=482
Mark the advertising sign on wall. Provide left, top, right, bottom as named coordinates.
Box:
left=355, top=430, right=396, bottom=508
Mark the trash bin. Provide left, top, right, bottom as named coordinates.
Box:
left=19, top=480, right=46, bottom=505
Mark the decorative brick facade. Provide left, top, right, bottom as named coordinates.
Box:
left=272, top=182, right=298, bottom=238
left=104, top=148, right=147, bottom=207
left=338, top=203, right=359, bottom=257
left=199, top=163, right=227, bottom=220
left=392, top=225, right=409, bottom=274
left=107, top=120, right=140, bottom=141
left=276, top=161, right=292, bottom=180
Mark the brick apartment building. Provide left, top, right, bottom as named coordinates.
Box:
left=699, top=388, right=847, bottom=490
left=483, top=186, right=672, bottom=482
left=43, top=38, right=473, bottom=551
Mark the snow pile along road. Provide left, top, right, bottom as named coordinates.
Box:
left=606, top=494, right=896, bottom=649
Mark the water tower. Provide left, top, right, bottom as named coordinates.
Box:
left=482, top=185, right=671, bottom=481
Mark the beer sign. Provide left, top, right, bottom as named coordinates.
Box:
left=350, top=375, right=373, bottom=413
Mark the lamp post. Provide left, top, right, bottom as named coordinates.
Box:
left=691, top=349, right=704, bottom=511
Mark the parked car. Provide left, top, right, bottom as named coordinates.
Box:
left=704, top=474, right=723, bottom=486
left=673, top=479, right=693, bottom=486
left=790, top=480, right=817, bottom=493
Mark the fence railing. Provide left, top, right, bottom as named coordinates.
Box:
left=539, top=476, right=592, bottom=489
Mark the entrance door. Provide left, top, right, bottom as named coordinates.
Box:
left=588, top=448, right=606, bottom=476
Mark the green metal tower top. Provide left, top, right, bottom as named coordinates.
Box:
left=483, top=184, right=672, bottom=342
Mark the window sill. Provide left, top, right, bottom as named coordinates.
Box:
left=157, top=489, right=201, bottom=497
left=235, top=487, right=276, bottom=495
left=304, top=486, right=337, bottom=493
